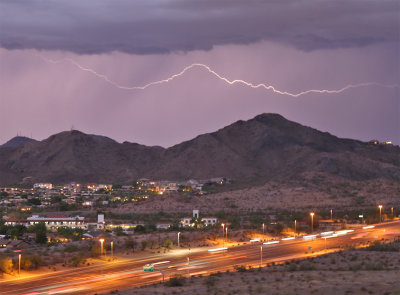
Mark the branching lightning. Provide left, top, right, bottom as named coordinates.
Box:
left=36, top=55, right=399, bottom=98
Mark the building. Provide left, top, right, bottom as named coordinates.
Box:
left=26, top=214, right=87, bottom=230
left=201, top=217, right=218, bottom=226
left=180, top=210, right=218, bottom=227
left=33, top=183, right=53, bottom=190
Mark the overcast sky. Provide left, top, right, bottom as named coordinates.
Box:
left=0, top=0, right=399, bottom=146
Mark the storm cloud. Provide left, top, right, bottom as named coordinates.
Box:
left=0, top=0, right=398, bottom=54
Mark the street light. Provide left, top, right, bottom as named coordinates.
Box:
left=310, top=212, right=315, bottom=233
left=13, top=250, right=22, bottom=277
left=378, top=205, right=383, bottom=223
left=111, top=241, right=113, bottom=257
left=262, top=223, right=265, bottom=235
left=225, top=226, right=228, bottom=241
left=294, top=220, right=297, bottom=235
left=330, top=209, right=333, bottom=220
left=260, top=246, right=263, bottom=267
left=18, top=254, right=21, bottom=276
left=391, top=207, right=394, bottom=218
left=99, top=239, right=104, bottom=256
left=178, top=232, right=181, bottom=248
left=221, top=223, right=225, bottom=247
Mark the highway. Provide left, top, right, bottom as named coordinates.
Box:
left=1, top=221, right=399, bottom=295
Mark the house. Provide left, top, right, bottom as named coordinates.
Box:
left=7, top=240, right=31, bottom=250
left=201, top=217, right=218, bottom=226
left=180, top=217, right=193, bottom=227
left=156, top=223, right=171, bottom=230
left=33, top=183, right=53, bottom=190
left=180, top=210, right=218, bottom=227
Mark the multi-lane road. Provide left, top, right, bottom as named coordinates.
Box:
left=1, top=221, right=399, bottom=295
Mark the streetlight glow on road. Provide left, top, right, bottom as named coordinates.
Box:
left=378, top=205, right=383, bottom=222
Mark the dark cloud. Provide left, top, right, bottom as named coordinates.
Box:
left=0, top=0, right=398, bottom=54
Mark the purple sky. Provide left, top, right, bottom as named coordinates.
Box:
left=0, top=1, right=399, bottom=147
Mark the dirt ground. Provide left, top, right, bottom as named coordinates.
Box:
left=113, top=175, right=400, bottom=214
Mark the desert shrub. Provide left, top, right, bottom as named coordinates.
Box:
left=287, top=264, right=297, bottom=272
left=203, top=276, right=218, bottom=288
left=365, top=241, right=399, bottom=252
left=69, top=255, right=86, bottom=267
left=166, top=276, right=185, bottom=287
left=234, top=265, right=247, bottom=272
left=64, top=245, right=79, bottom=252
left=299, top=263, right=315, bottom=271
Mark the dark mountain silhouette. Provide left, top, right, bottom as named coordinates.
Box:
left=0, top=114, right=398, bottom=185
left=0, top=136, right=37, bottom=148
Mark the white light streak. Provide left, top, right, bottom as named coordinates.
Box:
left=36, top=55, right=400, bottom=98
left=321, top=231, right=334, bottom=236
left=208, top=247, right=228, bottom=252
left=281, top=237, right=295, bottom=241
left=263, top=241, right=280, bottom=245
left=362, top=226, right=375, bottom=229
left=152, top=261, right=170, bottom=266
left=303, top=235, right=317, bottom=240
left=250, top=238, right=261, bottom=242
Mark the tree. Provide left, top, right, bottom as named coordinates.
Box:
left=0, top=258, right=13, bottom=274
left=27, top=198, right=41, bottom=206
left=134, top=225, right=146, bottom=234
left=163, top=238, right=173, bottom=249
left=32, top=222, right=47, bottom=244
left=113, top=227, right=125, bottom=236
left=190, top=217, right=205, bottom=229
left=57, top=227, right=83, bottom=241
left=125, top=239, right=137, bottom=252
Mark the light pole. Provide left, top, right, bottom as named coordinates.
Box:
left=330, top=209, right=333, bottom=220
left=391, top=207, right=394, bottom=218
left=262, top=223, right=265, bottom=235
left=178, top=232, right=181, bottom=248
left=111, top=241, right=113, bottom=257
left=221, top=223, right=225, bottom=245
left=13, top=250, right=22, bottom=277
left=294, top=220, right=297, bottom=235
left=378, top=205, right=383, bottom=223
left=260, top=246, right=263, bottom=267
left=99, top=239, right=104, bottom=256
left=310, top=212, right=315, bottom=233
left=18, top=254, right=21, bottom=276
left=225, top=226, right=228, bottom=242
left=324, top=237, right=327, bottom=250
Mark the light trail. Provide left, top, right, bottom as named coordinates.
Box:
left=36, top=54, right=400, bottom=98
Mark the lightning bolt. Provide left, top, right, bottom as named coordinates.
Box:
left=36, top=55, right=399, bottom=98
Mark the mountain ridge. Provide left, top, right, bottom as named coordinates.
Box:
left=0, top=113, right=398, bottom=185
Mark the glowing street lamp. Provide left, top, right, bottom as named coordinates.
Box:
left=225, top=226, right=228, bottom=241
left=262, top=223, right=265, bottom=235
left=178, top=232, right=181, bottom=248
left=378, top=205, right=383, bottom=222
left=294, top=220, right=297, bottom=235
left=260, top=246, right=263, bottom=267
left=111, top=241, right=114, bottom=257
left=330, top=209, right=333, bottom=220
left=99, top=239, right=104, bottom=256
left=221, top=223, right=225, bottom=247
left=310, top=212, right=315, bottom=233
left=391, top=207, right=394, bottom=218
